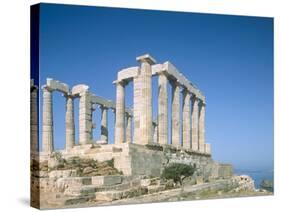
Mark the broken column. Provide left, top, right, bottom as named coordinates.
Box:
left=158, top=73, right=168, bottom=145
left=30, top=80, right=38, bottom=152
left=199, top=101, right=206, bottom=152
left=42, top=85, right=54, bottom=154
left=182, top=88, right=192, bottom=149
left=191, top=96, right=199, bottom=151
left=115, top=80, right=126, bottom=144
left=136, top=54, right=156, bottom=145
left=171, top=80, right=181, bottom=147
left=100, top=105, right=108, bottom=142
left=65, top=94, right=75, bottom=150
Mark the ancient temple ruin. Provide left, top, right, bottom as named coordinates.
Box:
left=32, top=54, right=210, bottom=156
left=31, top=54, right=238, bottom=208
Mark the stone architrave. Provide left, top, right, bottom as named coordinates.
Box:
left=126, top=114, right=132, bottom=143
left=42, top=85, right=54, bottom=153
left=136, top=54, right=156, bottom=145
left=158, top=73, right=168, bottom=145
left=115, top=80, right=126, bottom=144
left=30, top=81, right=38, bottom=152
left=171, top=80, right=181, bottom=147
left=191, top=96, right=199, bottom=151
left=65, top=94, right=75, bottom=150
left=199, top=101, right=206, bottom=152
left=79, top=90, right=92, bottom=145
left=182, top=89, right=192, bottom=149
left=100, top=105, right=108, bottom=142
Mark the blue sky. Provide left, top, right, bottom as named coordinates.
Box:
left=37, top=3, right=273, bottom=171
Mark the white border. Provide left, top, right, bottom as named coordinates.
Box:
left=0, top=0, right=280, bottom=211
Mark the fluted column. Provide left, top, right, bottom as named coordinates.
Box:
left=126, top=114, right=132, bottom=143
left=171, top=80, right=181, bottom=147
left=79, top=90, right=92, bottom=145
left=199, top=101, right=206, bottom=152
left=182, top=89, right=191, bottom=149
left=133, top=76, right=141, bottom=144
left=153, top=122, right=158, bottom=143
left=65, top=94, right=75, bottom=150
left=115, top=81, right=126, bottom=144
left=100, top=105, right=108, bottom=142
left=137, top=54, right=156, bottom=145
left=158, top=73, right=168, bottom=145
left=191, top=96, right=199, bottom=151
left=30, top=82, right=38, bottom=152
left=42, top=86, right=54, bottom=153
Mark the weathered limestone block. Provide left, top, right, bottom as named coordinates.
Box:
left=56, top=177, right=92, bottom=192
left=171, top=80, right=181, bottom=147
left=218, top=164, right=233, bottom=179
left=64, top=185, right=96, bottom=197
left=48, top=170, right=77, bottom=178
left=91, top=175, right=122, bottom=187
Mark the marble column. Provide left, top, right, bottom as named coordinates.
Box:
left=65, top=94, right=75, bottom=150
left=100, top=105, right=108, bottom=142
left=115, top=81, right=125, bottom=144
left=191, top=96, right=199, bottom=151
left=153, top=122, right=158, bottom=143
left=42, top=86, right=54, bottom=153
left=126, top=113, right=132, bottom=143
left=133, top=76, right=141, bottom=144
left=158, top=73, right=168, bottom=145
left=171, top=80, right=181, bottom=147
left=199, top=101, right=206, bottom=152
left=30, top=82, right=38, bottom=152
left=182, top=89, right=191, bottom=149
left=136, top=54, right=156, bottom=145
left=79, top=90, right=92, bottom=145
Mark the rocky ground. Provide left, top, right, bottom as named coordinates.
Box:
left=31, top=154, right=273, bottom=209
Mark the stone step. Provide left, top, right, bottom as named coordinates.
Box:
left=64, top=185, right=96, bottom=197
left=95, top=186, right=148, bottom=201
left=92, top=175, right=122, bottom=187
left=147, top=185, right=166, bottom=194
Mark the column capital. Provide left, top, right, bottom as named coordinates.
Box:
left=42, top=85, right=54, bottom=92
left=181, top=87, right=192, bottom=95
left=136, top=54, right=156, bottom=65
left=113, top=79, right=128, bottom=86
left=63, top=92, right=75, bottom=99
left=99, top=104, right=109, bottom=110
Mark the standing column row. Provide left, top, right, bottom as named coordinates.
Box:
left=155, top=75, right=206, bottom=153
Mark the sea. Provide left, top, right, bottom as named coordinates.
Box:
left=234, top=168, right=274, bottom=189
